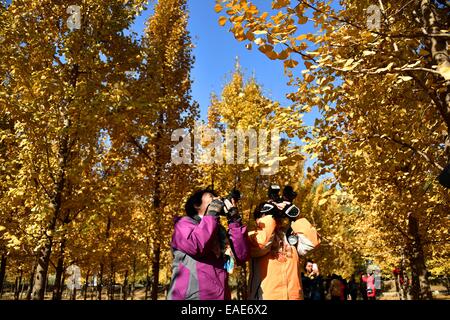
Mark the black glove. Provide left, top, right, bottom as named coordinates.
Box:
left=226, top=207, right=242, bottom=223
left=205, top=199, right=224, bottom=217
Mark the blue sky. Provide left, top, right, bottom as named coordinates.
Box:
left=130, top=0, right=320, bottom=127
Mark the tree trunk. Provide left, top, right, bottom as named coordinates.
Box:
left=445, top=275, right=450, bottom=294
left=108, top=262, right=115, bottom=301
left=19, top=277, right=26, bottom=299
left=26, top=258, right=38, bottom=300
left=123, top=270, right=128, bottom=300
left=0, top=254, right=7, bottom=298
left=31, top=69, right=73, bottom=299
left=97, top=263, right=104, bottom=300
left=394, top=273, right=401, bottom=300
left=131, top=257, right=136, bottom=300
left=31, top=235, right=54, bottom=300
left=145, top=263, right=150, bottom=300
left=150, top=244, right=161, bottom=300
left=31, top=166, right=66, bottom=300
left=240, top=263, right=248, bottom=300
left=14, top=269, right=23, bottom=300
left=150, top=111, right=164, bottom=301
left=84, top=270, right=90, bottom=301
left=407, top=213, right=433, bottom=300
left=71, top=287, right=77, bottom=300
left=394, top=271, right=407, bottom=300
left=52, top=240, right=66, bottom=300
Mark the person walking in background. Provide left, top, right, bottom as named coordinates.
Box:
left=324, top=275, right=331, bottom=299
left=360, top=273, right=368, bottom=300
left=348, top=274, right=359, bottom=300
left=329, top=274, right=342, bottom=301
left=366, top=271, right=376, bottom=300
left=341, top=277, right=349, bottom=300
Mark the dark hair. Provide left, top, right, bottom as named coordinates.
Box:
left=185, top=188, right=217, bottom=217
left=304, top=260, right=314, bottom=269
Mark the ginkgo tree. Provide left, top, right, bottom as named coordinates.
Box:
left=128, top=0, right=199, bottom=300
left=217, top=0, right=450, bottom=299
left=201, top=62, right=307, bottom=298
left=217, top=0, right=449, bottom=163
left=0, top=0, right=148, bottom=299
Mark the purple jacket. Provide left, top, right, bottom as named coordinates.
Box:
left=167, top=215, right=248, bottom=300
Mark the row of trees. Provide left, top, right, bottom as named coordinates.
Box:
left=0, top=0, right=448, bottom=300
left=0, top=0, right=199, bottom=300
left=218, top=0, right=450, bottom=299
left=0, top=0, right=368, bottom=300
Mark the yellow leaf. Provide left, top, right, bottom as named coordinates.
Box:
left=218, top=16, right=227, bottom=26
left=284, top=59, right=298, bottom=68
left=214, top=4, right=223, bottom=13
left=277, top=49, right=290, bottom=60
left=437, top=63, right=450, bottom=80
left=362, top=50, right=376, bottom=56
left=304, top=61, right=313, bottom=69
left=253, top=30, right=268, bottom=35
left=258, top=44, right=274, bottom=54
left=397, top=75, right=413, bottom=82
left=254, top=38, right=265, bottom=45
left=246, top=30, right=255, bottom=41
left=304, top=74, right=315, bottom=83
left=298, top=16, right=308, bottom=24
left=272, top=0, right=291, bottom=10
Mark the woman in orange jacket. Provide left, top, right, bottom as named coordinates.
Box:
left=247, top=206, right=304, bottom=300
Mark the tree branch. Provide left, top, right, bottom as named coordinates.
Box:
left=358, top=133, right=444, bottom=171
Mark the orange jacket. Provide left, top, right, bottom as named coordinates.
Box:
left=247, top=215, right=303, bottom=300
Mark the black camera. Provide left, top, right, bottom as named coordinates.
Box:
left=218, top=188, right=242, bottom=216
left=223, top=188, right=242, bottom=203
left=258, top=185, right=300, bottom=220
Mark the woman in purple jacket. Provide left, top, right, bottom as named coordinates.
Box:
left=167, top=189, right=249, bottom=300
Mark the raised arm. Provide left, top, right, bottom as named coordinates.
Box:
left=248, top=215, right=277, bottom=257
left=171, top=215, right=219, bottom=257
left=227, top=221, right=249, bottom=264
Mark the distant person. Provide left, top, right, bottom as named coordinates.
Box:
left=341, top=277, right=349, bottom=300
left=360, top=273, right=368, bottom=300
left=366, top=271, right=376, bottom=300
left=348, top=275, right=358, bottom=300
left=329, top=274, right=342, bottom=301
left=324, top=275, right=331, bottom=299
left=302, top=260, right=324, bottom=300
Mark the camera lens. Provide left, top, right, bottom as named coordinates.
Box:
left=287, top=234, right=298, bottom=246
